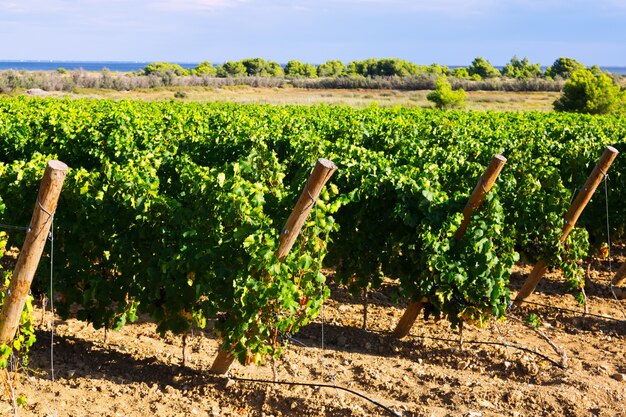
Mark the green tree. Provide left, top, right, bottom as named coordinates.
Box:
left=241, top=58, right=268, bottom=76
left=427, top=76, right=467, bottom=109
left=501, top=56, right=542, bottom=79
left=284, top=60, right=317, bottom=78
left=553, top=68, right=625, bottom=114
left=545, top=57, right=585, bottom=79
left=216, top=61, right=247, bottom=77
left=347, top=58, right=421, bottom=77
left=425, top=63, right=449, bottom=76
left=192, top=61, right=217, bottom=76
left=238, top=58, right=284, bottom=77
left=467, top=57, right=500, bottom=79
left=450, top=67, right=470, bottom=78
left=142, top=62, right=189, bottom=76
left=265, top=61, right=284, bottom=77
left=317, top=60, right=347, bottom=77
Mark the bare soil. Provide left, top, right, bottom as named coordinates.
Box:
left=4, top=254, right=626, bottom=417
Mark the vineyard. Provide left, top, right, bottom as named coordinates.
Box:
left=1, top=97, right=626, bottom=415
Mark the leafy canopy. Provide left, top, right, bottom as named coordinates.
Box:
left=427, top=76, right=466, bottom=109
left=553, top=68, right=626, bottom=114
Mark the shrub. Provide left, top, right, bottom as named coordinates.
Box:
left=427, top=75, right=466, bottom=109
left=545, top=57, right=585, bottom=79
left=501, top=56, right=542, bottom=79
left=192, top=61, right=217, bottom=76
left=142, top=62, right=189, bottom=76
left=468, top=57, right=501, bottom=79
left=553, top=68, right=626, bottom=114
left=285, top=60, right=317, bottom=78
left=217, top=61, right=247, bottom=77
left=317, top=60, right=347, bottom=77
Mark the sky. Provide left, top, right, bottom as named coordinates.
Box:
left=1, top=0, right=625, bottom=67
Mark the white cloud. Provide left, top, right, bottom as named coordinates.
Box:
left=0, top=0, right=73, bottom=13
left=330, top=0, right=498, bottom=16
left=152, top=0, right=249, bottom=12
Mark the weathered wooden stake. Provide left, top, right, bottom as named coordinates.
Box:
left=392, top=154, right=507, bottom=338
left=514, top=146, right=619, bottom=304
left=209, top=158, right=338, bottom=374
left=0, top=160, right=68, bottom=344
left=612, top=262, right=626, bottom=288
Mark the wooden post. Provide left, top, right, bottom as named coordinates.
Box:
left=209, top=158, right=338, bottom=374
left=611, top=262, right=626, bottom=287
left=0, top=160, right=68, bottom=344
left=392, top=154, right=507, bottom=338
left=275, top=158, right=338, bottom=261
left=455, top=155, right=508, bottom=240
left=514, top=146, right=619, bottom=304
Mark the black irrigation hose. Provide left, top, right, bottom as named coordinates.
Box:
left=396, top=333, right=566, bottom=370
left=227, top=376, right=402, bottom=417
left=516, top=299, right=624, bottom=323
left=0, top=223, right=30, bottom=232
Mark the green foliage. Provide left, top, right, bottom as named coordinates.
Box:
left=450, top=68, right=470, bottom=79
left=467, top=57, right=501, bottom=79
left=217, top=61, right=247, bottom=77
left=142, top=62, right=190, bottom=76
left=545, top=57, right=585, bottom=79
left=553, top=68, right=626, bottom=114
left=317, top=60, right=347, bottom=77
left=0, top=97, right=624, bottom=357
left=501, top=56, right=542, bottom=79
left=192, top=61, right=217, bottom=76
left=427, top=76, right=466, bottom=109
left=0, top=231, right=36, bottom=370
left=56, top=67, right=68, bottom=74
left=240, top=58, right=283, bottom=77
left=347, top=58, right=421, bottom=77
left=525, top=313, right=541, bottom=329
left=284, top=60, right=317, bottom=78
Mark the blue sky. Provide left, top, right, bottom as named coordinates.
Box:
left=1, top=0, right=625, bottom=66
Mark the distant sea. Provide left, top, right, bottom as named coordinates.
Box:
left=1, top=60, right=626, bottom=75
left=0, top=60, right=197, bottom=72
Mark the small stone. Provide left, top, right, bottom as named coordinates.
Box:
left=611, top=373, right=626, bottom=382
left=478, top=399, right=494, bottom=408
left=225, top=379, right=236, bottom=389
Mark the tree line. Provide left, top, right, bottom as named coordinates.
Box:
left=141, top=56, right=619, bottom=81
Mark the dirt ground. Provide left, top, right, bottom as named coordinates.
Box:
left=3, top=252, right=626, bottom=417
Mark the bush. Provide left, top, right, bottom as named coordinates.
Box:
left=501, top=56, right=542, bottom=79
left=545, top=57, right=585, bottom=79
left=427, top=76, right=466, bottom=109
left=467, top=57, right=500, bottom=79
left=553, top=68, right=626, bottom=114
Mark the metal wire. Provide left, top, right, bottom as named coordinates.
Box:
left=49, top=217, right=55, bottom=383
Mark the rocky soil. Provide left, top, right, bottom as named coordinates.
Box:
left=3, top=257, right=626, bottom=417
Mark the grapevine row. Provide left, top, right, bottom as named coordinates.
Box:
left=0, top=97, right=624, bottom=365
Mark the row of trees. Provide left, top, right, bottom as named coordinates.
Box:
left=141, top=56, right=609, bottom=81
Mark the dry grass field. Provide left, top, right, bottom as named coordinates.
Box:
left=18, top=86, right=561, bottom=112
